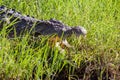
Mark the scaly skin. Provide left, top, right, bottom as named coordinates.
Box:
left=0, top=5, right=87, bottom=38
left=0, top=5, right=87, bottom=49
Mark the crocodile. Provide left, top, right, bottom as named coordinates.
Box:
left=0, top=5, right=87, bottom=48
left=0, top=5, right=87, bottom=38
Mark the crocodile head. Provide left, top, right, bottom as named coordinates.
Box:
left=72, top=26, right=87, bottom=37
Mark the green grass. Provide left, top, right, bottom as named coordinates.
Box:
left=0, top=0, right=120, bottom=80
